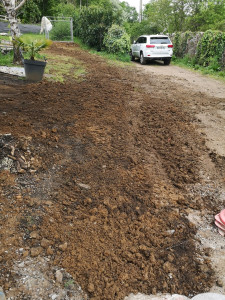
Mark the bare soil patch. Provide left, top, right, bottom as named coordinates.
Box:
left=0, top=43, right=225, bottom=300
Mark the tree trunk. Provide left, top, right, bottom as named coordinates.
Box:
left=2, top=0, right=26, bottom=64
left=8, top=9, right=23, bottom=64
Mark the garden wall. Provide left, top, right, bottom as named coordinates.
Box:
left=170, top=30, right=225, bottom=69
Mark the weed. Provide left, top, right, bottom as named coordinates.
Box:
left=64, top=279, right=74, bottom=289
left=172, top=56, right=225, bottom=81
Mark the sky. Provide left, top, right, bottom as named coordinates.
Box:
left=122, top=0, right=149, bottom=13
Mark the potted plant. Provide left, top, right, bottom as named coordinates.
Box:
left=15, top=36, right=52, bottom=82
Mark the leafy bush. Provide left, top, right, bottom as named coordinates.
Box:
left=54, top=3, right=76, bottom=17
left=173, top=31, right=192, bottom=58
left=50, top=21, right=71, bottom=41
left=74, top=5, right=123, bottom=50
left=196, top=30, right=225, bottom=68
left=103, top=24, right=130, bottom=54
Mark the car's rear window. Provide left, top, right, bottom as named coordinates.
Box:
left=150, top=37, right=171, bottom=44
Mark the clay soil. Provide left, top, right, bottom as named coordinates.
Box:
left=0, top=43, right=225, bottom=300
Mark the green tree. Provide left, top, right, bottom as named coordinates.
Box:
left=144, top=0, right=173, bottom=33
left=103, top=24, right=130, bottom=53
left=76, top=6, right=116, bottom=49
left=120, top=1, right=138, bottom=23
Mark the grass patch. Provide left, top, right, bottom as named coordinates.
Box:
left=0, top=51, right=14, bottom=66
left=20, top=33, right=46, bottom=41
left=172, top=55, right=225, bottom=81
left=43, top=52, right=86, bottom=82
left=73, top=36, right=131, bottom=67
left=0, top=35, right=10, bottom=41
left=0, top=33, right=47, bottom=66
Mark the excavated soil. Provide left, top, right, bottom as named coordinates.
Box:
left=0, top=43, right=225, bottom=300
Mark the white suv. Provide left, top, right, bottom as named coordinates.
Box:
left=130, top=35, right=173, bottom=65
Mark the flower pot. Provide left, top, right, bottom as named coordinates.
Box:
left=24, top=59, right=47, bottom=82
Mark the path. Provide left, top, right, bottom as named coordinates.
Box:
left=0, top=43, right=225, bottom=300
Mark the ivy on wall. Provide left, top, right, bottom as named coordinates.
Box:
left=196, top=30, right=225, bottom=67
left=172, top=30, right=225, bottom=70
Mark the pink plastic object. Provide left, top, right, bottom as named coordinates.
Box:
left=215, top=214, right=225, bottom=226
left=215, top=220, right=225, bottom=231
left=218, top=229, right=225, bottom=237
left=219, top=209, right=225, bottom=225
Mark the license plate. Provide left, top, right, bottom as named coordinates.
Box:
left=157, top=46, right=165, bottom=49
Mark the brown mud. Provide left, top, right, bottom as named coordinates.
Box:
left=0, top=43, right=224, bottom=300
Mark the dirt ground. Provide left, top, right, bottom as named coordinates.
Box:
left=0, top=43, right=225, bottom=300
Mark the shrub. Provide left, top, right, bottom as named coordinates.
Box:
left=74, top=5, right=122, bottom=50
left=103, top=24, right=130, bottom=54
left=196, top=30, right=225, bottom=67
left=50, top=21, right=71, bottom=41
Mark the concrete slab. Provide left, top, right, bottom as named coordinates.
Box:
left=0, top=66, right=25, bottom=77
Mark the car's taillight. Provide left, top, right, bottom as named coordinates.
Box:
left=168, top=45, right=173, bottom=48
left=146, top=45, right=155, bottom=48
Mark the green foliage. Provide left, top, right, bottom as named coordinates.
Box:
left=19, top=0, right=41, bottom=24
left=173, top=31, right=192, bottom=57
left=143, top=0, right=225, bottom=34
left=173, top=55, right=225, bottom=79
left=124, top=20, right=159, bottom=42
left=196, top=30, right=225, bottom=68
left=15, top=36, right=52, bottom=60
left=54, top=3, right=76, bottom=17
left=74, top=36, right=130, bottom=62
left=120, top=1, right=138, bottom=23
left=18, top=0, right=58, bottom=23
left=172, top=30, right=225, bottom=75
left=0, top=51, right=14, bottom=66
left=50, top=22, right=71, bottom=41
left=103, top=24, right=130, bottom=54
left=75, top=5, right=121, bottom=50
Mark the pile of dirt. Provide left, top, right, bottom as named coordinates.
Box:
left=0, top=43, right=221, bottom=300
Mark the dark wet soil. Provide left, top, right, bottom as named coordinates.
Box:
left=0, top=43, right=221, bottom=300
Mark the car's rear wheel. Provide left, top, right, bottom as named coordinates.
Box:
left=164, top=58, right=171, bottom=65
left=140, top=53, right=146, bottom=65
left=130, top=51, right=135, bottom=61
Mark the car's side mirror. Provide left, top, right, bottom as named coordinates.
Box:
left=133, top=40, right=136, bottom=44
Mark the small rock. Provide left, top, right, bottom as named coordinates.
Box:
left=23, top=250, right=29, bottom=258
left=216, top=279, right=223, bottom=287
left=18, top=261, right=25, bottom=268
left=41, top=238, right=51, bottom=248
left=47, top=246, right=54, bottom=255
left=30, top=231, right=40, bottom=239
left=77, top=182, right=91, bottom=190
left=51, top=294, right=58, bottom=300
left=30, top=246, right=43, bottom=257
left=55, top=270, right=63, bottom=283
left=41, top=131, right=47, bottom=138
left=88, top=283, right=95, bottom=293
left=59, top=242, right=67, bottom=251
